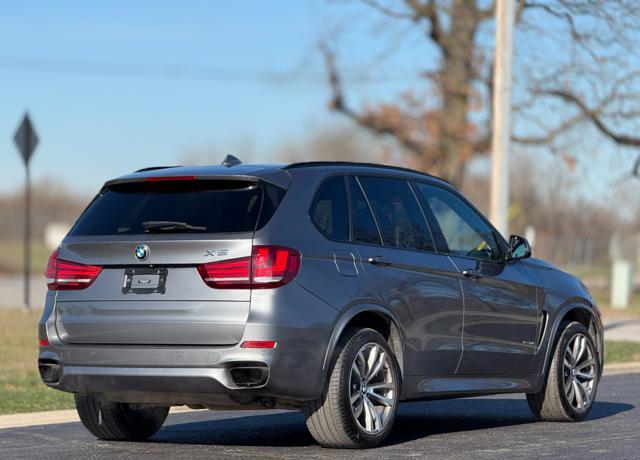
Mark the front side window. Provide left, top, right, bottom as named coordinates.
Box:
left=415, top=183, right=502, bottom=261
left=357, top=176, right=435, bottom=251
left=310, top=175, right=350, bottom=242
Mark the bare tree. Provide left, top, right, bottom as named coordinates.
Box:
left=462, top=154, right=620, bottom=267
left=323, top=0, right=640, bottom=186
left=277, top=123, right=415, bottom=167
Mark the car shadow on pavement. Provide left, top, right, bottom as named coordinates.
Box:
left=386, top=399, right=633, bottom=446
left=150, top=398, right=634, bottom=448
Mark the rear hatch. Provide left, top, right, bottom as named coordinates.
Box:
left=52, top=176, right=286, bottom=346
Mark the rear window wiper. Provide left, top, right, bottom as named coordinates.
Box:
left=142, top=221, right=207, bottom=233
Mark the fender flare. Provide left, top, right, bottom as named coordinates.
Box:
left=321, top=304, right=405, bottom=373
left=540, top=301, right=603, bottom=378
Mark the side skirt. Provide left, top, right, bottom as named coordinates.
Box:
left=401, top=374, right=544, bottom=401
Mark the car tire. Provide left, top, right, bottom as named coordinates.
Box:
left=75, top=393, right=169, bottom=441
left=527, top=321, right=600, bottom=422
left=302, top=328, right=400, bottom=449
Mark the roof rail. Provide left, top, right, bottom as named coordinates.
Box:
left=284, top=161, right=449, bottom=184
left=134, top=166, right=181, bottom=173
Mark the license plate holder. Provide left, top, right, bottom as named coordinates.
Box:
left=122, top=267, right=168, bottom=294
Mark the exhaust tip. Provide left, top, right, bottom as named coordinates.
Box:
left=229, top=367, right=268, bottom=388
left=38, top=361, right=61, bottom=384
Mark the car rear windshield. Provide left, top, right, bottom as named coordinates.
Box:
left=69, top=179, right=285, bottom=236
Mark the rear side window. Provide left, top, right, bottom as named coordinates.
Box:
left=257, top=183, right=287, bottom=230
left=310, top=176, right=350, bottom=242
left=70, top=180, right=283, bottom=236
left=358, top=176, right=435, bottom=251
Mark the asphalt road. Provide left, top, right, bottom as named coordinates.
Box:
left=0, top=373, right=637, bottom=459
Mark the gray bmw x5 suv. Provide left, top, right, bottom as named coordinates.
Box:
left=38, top=160, right=603, bottom=448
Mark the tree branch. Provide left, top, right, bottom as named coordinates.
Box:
left=515, top=0, right=527, bottom=22
left=478, top=1, right=496, bottom=21
left=544, top=89, right=640, bottom=146
left=405, top=0, right=444, bottom=46
left=320, top=43, right=426, bottom=156
left=361, top=0, right=414, bottom=19
left=633, top=154, right=640, bottom=177
left=511, top=113, right=585, bottom=146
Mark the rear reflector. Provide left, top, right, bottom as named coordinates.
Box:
left=197, top=245, right=300, bottom=289
left=45, top=249, right=102, bottom=290
left=39, top=339, right=49, bottom=347
left=240, top=340, right=277, bottom=349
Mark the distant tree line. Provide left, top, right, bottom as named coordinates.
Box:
left=0, top=179, right=87, bottom=241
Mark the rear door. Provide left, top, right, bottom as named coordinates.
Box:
left=54, top=177, right=284, bottom=346
left=352, top=176, right=464, bottom=376
left=414, top=182, right=540, bottom=375
left=308, top=175, right=357, bottom=277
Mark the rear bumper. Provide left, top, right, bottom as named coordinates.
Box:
left=47, top=365, right=231, bottom=394
left=41, top=364, right=261, bottom=408
left=39, top=331, right=326, bottom=402
left=45, top=359, right=272, bottom=389
left=38, top=284, right=340, bottom=404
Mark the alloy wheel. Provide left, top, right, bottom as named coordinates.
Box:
left=348, top=342, right=397, bottom=435
left=562, top=332, right=597, bottom=412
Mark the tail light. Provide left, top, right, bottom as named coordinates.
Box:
left=197, top=256, right=252, bottom=289
left=197, top=245, right=300, bottom=289
left=45, top=249, right=102, bottom=290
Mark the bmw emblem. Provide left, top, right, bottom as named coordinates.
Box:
left=134, top=244, right=149, bottom=261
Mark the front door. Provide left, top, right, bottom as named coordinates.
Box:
left=413, top=181, right=540, bottom=375
left=449, top=257, right=540, bottom=374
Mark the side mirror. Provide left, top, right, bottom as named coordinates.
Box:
left=508, top=235, right=532, bottom=260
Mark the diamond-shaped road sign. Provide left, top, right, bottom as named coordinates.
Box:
left=14, top=113, right=39, bottom=165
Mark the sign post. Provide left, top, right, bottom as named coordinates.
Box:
left=14, top=113, right=39, bottom=311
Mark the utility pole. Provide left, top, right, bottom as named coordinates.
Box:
left=490, top=0, right=515, bottom=237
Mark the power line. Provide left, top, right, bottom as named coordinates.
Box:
left=0, top=55, right=425, bottom=84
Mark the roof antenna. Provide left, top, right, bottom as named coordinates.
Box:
left=221, top=155, right=242, bottom=167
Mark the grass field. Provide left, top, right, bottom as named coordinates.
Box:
left=560, top=264, right=640, bottom=318
left=605, top=341, right=640, bottom=364
left=593, top=290, right=640, bottom=318
left=0, top=310, right=73, bottom=415
left=0, top=309, right=639, bottom=415
left=0, top=239, right=51, bottom=275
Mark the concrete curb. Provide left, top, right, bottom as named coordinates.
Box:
left=0, top=405, right=195, bottom=430
left=1, top=364, right=639, bottom=430
left=603, top=361, right=640, bottom=376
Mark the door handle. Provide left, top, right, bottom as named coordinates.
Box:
left=462, top=269, right=483, bottom=280
left=368, top=256, right=391, bottom=267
